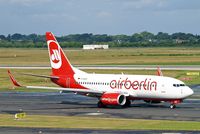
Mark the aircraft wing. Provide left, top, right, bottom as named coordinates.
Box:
left=20, top=73, right=59, bottom=79
left=8, top=70, right=103, bottom=95
left=26, top=86, right=102, bottom=94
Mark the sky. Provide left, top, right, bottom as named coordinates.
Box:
left=0, top=0, right=200, bottom=36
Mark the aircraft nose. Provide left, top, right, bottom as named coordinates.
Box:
left=185, top=87, right=194, bottom=97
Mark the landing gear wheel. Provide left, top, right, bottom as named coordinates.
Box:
left=97, top=101, right=105, bottom=108
left=170, top=104, right=176, bottom=109
left=123, top=99, right=131, bottom=108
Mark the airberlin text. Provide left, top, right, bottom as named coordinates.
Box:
left=110, top=78, right=157, bottom=91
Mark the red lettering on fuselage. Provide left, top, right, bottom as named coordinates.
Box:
left=110, top=78, right=157, bottom=91
left=110, top=80, right=117, bottom=89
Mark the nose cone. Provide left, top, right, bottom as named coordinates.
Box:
left=185, top=87, right=194, bottom=97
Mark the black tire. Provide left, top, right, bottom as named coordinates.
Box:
left=170, top=104, right=176, bottom=109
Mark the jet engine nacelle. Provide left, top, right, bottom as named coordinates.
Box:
left=100, top=93, right=126, bottom=106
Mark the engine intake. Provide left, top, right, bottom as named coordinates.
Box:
left=100, top=93, right=126, bottom=106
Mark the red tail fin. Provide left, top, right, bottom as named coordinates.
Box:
left=46, top=32, right=74, bottom=76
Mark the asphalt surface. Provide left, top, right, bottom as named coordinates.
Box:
left=2, top=65, right=200, bottom=70
left=0, top=91, right=200, bottom=134
left=0, top=127, right=199, bottom=134
left=0, top=92, right=199, bottom=121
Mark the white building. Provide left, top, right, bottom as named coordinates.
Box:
left=83, top=44, right=109, bottom=50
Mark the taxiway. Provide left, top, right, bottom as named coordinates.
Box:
left=0, top=92, right=199, bottom=121
left=0, top=127, right=199, bottom=134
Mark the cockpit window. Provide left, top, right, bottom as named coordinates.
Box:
left=173, top=84, right=178, bottom=87
left=173, top=84, right=185, bottom=87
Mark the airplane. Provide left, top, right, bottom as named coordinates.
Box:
left=8, top=32, right=194, bottom=109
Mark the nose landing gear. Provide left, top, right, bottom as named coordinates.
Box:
left=170, top=104, right=176, bottom=109
left=169, top=99, right=182, bottom=109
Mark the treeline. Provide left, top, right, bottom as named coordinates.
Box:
left=1, top=31, right=200, bottom=48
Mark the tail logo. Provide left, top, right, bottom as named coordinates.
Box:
left=51, top=50, right=60, bottom=63
left=48, top=41, right=62, bottom=69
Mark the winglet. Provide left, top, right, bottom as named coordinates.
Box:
left=156, top=66, right=163, bottom=76
left=8, top=70, right=22, bottom=87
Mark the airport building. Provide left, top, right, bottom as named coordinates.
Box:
left=83, top=44, right=109, bottom=50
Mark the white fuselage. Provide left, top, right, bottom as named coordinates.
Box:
left=74, top=73, right=193, bottom=100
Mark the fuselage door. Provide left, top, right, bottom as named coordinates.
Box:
left=161, top=84, right=166, bottom=94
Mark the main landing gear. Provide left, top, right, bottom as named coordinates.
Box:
left=97, top=101, right=106, bottom=108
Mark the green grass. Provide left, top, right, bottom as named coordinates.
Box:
left=0, top=114, right=199, bottom=130
left=1, top=47, right=200, bottom=65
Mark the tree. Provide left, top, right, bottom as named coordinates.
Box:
left=140, top=31, right=154, bottom=41
left=156, top=32, right=170, bottom=40
left=171, top=32, right=187, bottom=40
left=11, top=33, right=25, bottom=41
left=0, top=35, right=6, bottom=40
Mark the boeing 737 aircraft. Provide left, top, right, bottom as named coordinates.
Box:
left=8, top=32, right=194, bottom=109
